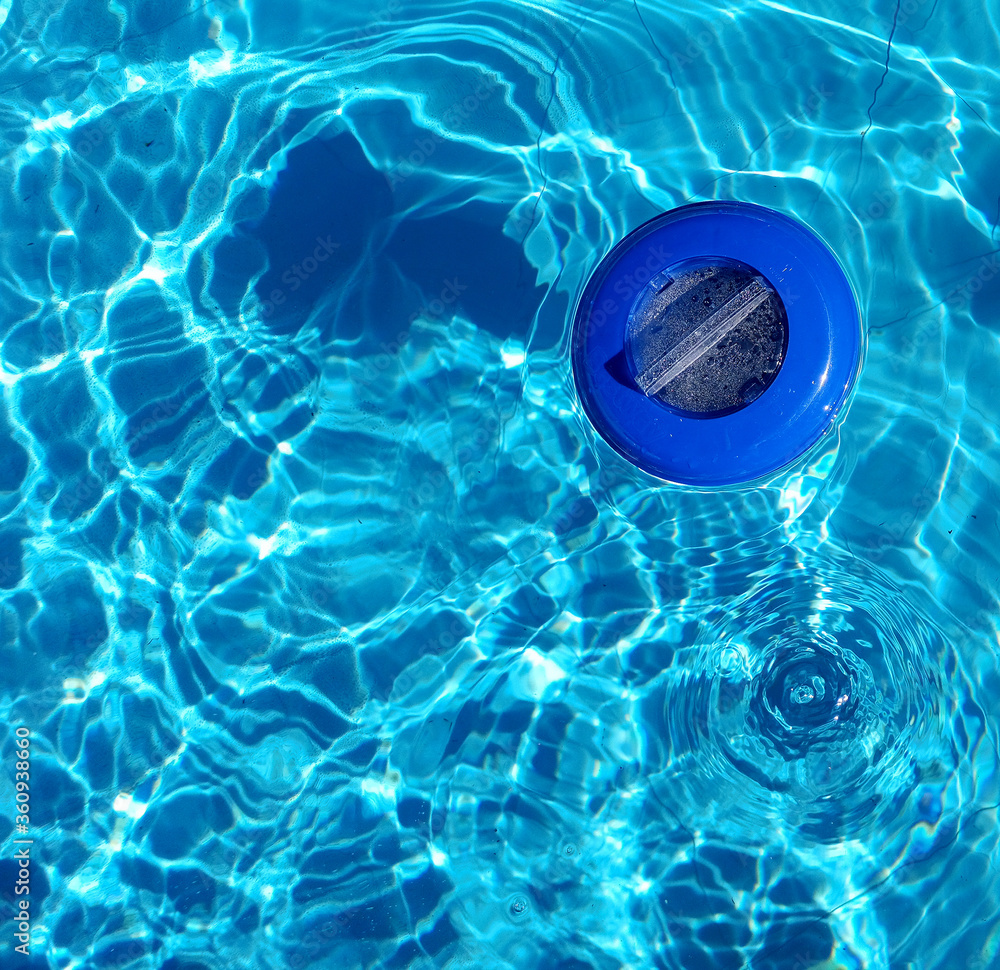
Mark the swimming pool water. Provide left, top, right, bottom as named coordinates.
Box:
left=0, top=1, right=998, bottom=968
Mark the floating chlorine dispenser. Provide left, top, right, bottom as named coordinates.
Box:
left=571, top=201, right=863, bottom=486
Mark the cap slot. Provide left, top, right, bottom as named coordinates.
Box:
left=634, top=277, right=770, bottom=397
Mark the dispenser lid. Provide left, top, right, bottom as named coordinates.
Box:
left=571, top=201, right=864, bottom=486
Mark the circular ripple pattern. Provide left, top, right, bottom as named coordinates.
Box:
left=749, top=639, right=876, bottom=752
left=716, top=633, right=888, bottom=814
left=504, top=892, right=532, bottom=924
left=650, top=558, right=965, bottom=847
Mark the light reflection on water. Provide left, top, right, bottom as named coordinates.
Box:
left=0, top=0, right=998, bottom=968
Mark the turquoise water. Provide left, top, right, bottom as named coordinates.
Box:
left=0, top=0, right=999, bottom=967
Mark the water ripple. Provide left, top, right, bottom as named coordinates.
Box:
left=1, top=0, right=999, bottom=968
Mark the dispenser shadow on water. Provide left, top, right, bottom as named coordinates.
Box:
left=214, top=129, right=544, bottom=349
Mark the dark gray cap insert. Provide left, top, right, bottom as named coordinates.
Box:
left=625, top=257, right=789, bottom=419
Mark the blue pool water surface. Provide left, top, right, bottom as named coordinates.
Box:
left=0, top=1, right=999, bottom=969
